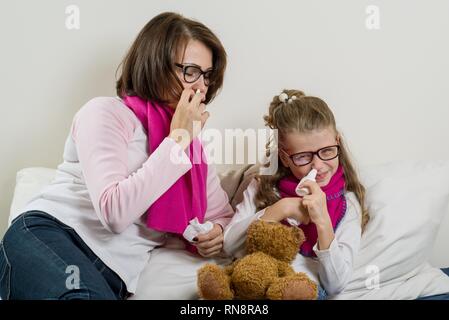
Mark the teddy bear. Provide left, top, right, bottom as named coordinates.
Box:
left=197, top=219, right=318, bottom=300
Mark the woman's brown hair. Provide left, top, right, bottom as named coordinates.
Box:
left=255, top=89, right=369, bottom=231
left=116, top=12, right=227, bottom=105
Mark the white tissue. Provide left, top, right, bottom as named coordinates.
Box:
left=286, top=169, right=318, bottom=226
left=182, top=217, right=214, bottom=242
left=295, top=169, right=318, bottom=196
left=286, top=217, right=300, bottom=226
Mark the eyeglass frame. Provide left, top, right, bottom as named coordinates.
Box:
left=174, top=63, right=214, bottom=86
left=281, top=145, right=341, bottom=167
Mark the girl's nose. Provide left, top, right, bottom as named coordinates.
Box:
left=311, top=155, right=326, bottom=171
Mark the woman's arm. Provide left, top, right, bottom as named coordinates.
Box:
left=203, top=164, right=234, bottom=229
left=72, top=98, right=193, bottom=233
left=194, top=164, right=235, bottom=258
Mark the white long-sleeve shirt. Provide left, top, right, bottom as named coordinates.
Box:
left=223, top=179, right=362, bottom=297
left=23, top=97, right=234, bottom=294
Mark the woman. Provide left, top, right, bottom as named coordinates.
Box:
left=0, top=12, right=233, bottom=300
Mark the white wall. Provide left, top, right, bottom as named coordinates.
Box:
left=1, top=0, right=449, bottom=237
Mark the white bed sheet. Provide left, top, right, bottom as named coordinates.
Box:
left=129, top=239, right=232, bottom=300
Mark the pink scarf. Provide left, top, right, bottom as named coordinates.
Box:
left=277, top=166, right=346, bottom=257
left=122, top=95, right=208, bottom=235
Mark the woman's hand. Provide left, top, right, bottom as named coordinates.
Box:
left=262, top=198, right=310, bottom=225
left=195, top=223, right=224, bottom=258
left=298, top=180, right=330, bottom=227
left=169, top=89, right=209, bottom=149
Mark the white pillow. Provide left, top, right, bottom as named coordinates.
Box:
left=334, top=160, right=449, bottom=299
left=8, top=167, right=56, bottom=225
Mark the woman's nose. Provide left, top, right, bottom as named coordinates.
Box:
left=191, top=75, right=208, bottom=94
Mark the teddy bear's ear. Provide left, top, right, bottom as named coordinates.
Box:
left=293, top=226, right=306, bottom=244
left=279, top=225, right=305, bottom=262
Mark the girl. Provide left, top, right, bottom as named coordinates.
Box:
left=0, top=12, right=233, bottom=300
left=223, top=89, right=369, bottom=299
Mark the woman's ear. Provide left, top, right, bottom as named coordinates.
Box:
left=336, top=134, right=341, bottom=145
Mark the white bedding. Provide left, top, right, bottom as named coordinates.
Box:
left=6, top=161, right=449, bottom=300
left=129, top=240, right=232, bottom=300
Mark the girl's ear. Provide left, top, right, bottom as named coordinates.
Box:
left=336, top=134, right=341, bottom=145
left=279, top=149, right=290, bottom=168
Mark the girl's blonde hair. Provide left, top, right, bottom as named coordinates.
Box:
left=255, top=89, right=369, bottom=231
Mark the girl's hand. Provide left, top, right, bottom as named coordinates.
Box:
left=169, top=89, right=209, bottom=149
left=262, top=198, right=310, bottom=225
left=298, top=180, right=330, bottom=226
left=195, top=224, right=223, bottom=258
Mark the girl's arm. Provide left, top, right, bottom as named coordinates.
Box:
left=313, top=192, right=362, bottom=296
left=316, top=217, right=335, bottom=251
left=222, top=179, right=266, bottom=258
left=223, top=179, right=311, bottom=257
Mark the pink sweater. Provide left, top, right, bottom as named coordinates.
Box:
left=23, top=97, right=234, bottom=293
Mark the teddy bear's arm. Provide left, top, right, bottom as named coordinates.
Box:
left=223, top=259, right=239, bottom=275
left=198, top=263, right=234, bottom=300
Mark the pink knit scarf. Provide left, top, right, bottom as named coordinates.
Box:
left=122, top=95, right=208, bottom=235
left=277, top=166, right=346, bottom=257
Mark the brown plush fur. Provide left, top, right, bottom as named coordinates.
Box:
left=197, top=220, right=318, bottom=300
